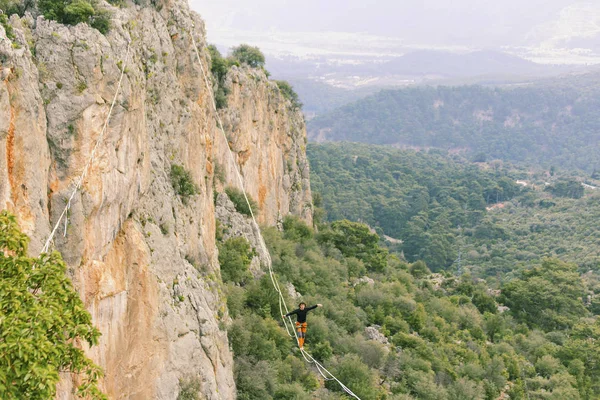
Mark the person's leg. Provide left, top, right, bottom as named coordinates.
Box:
left=296, top=322, right=304, bottom=348
left=300, top=322, right=307, bottom=348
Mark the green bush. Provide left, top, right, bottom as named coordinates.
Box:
left=213, top=161, right=226, bottom=184
left=214, top=87, right=228, bottom=109
left=0, top=13, right=15, bottom=40
left=231, top=44, right=265, bottom=68
left=38, top=0, right=111, bottom=34
left=244, top=275, right=285, bottom=320
left=282, top=215, right=313, bottom=241
left=170, top=164, right=199, bottom=204
left=409, top=260, right=431, bottom=278
left=177, top=376, right=202, bottom=400
left=0, top=211, right=105, bottom=399
left=325, top=354, right=380, bottom=400
left=234, top=359, right=276, bottom=400
left=275, top=80, right=302, bottom=109
left=500, top=258, right=587, bottom=331
left=63, top=0, right=95, bottom=24
left=90, top=9, right=111, bottom=34
left=208, top=44, right=230, bottom=82
left=208, top=44, right=233, bottom=109
left=273, top=384, right=311, bottom=400
left=218, top=237, right=253, bottom=285
left=0, top=0, right=27, bottom=17
left=318, top=220, right=388, bottom=271
left=471, top=290, right=497, bottom=314
left=225, top=186, right=259, bottom=217
left=225, top=283, right=246, bottom=318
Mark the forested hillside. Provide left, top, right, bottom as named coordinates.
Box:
left=307, top=84, right=600, bottom=172
left=308, top=143, right=600, bottom=277
left=223, top=214, right=600, bottom=399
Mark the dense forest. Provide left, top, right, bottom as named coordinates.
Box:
left=308, top=143, right=600, bottom=277
left=307, top=84, right=600, bottom=172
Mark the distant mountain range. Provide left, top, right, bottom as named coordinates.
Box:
left=267, top=49, right=585, bottom=88
left=373, top=50, right=572, bottom=78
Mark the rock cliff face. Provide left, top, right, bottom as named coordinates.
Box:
left=0, top=1, right=312, bottom=398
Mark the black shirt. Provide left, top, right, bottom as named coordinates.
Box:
left=285, top=305, right=318, bottom=323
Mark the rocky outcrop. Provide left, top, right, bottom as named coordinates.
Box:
left=364, top=325, right=389, bottom=345
left=216, top=68, right=313, bottom=227
left=0, top=0, right=312, bottom=398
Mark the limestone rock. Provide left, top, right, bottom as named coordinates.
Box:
left=286, top=282, right=302, bottom=300
left=364, top=325, right=389, bottom=345
left=353, top=276, right=375, bottom=286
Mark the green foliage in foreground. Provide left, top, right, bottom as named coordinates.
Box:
left=38, top=0, right=111, bottom=34
left=226, top=216, right=600, bottom=399
left=0, top=211, right=105, bottom=399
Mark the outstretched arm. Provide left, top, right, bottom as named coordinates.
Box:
left=284, top=309, right=299, bottom=318
left=306, top=304, right=323, bottom=312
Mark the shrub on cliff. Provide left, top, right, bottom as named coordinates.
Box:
left=208, top=44, right=238, bottom=109
left=225, top=186, right=259, bottom=217
left=0, top=13, right=15, bottom=40
left=170, top=164, right=199, bottom=204
left=208, top=44, right=231, bottom=82
left=0, top=211, right=105, bottom=399
left=38, top=0, right=111, bottom=34
left=177, top=376, right=202, bottom=400
left=231, top=44, right=265, bottom=68
left=275, top=80, right=302, bottom=109
left=0, top=0, right=29, bottom=17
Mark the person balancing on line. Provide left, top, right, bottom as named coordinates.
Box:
left=283, top=302, right=322, bottom=350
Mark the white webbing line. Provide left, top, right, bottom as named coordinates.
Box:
left=41, top=41, right=131, bottom=254
left=189, top=28, right=361, bottom=400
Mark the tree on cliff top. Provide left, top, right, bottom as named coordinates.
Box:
left=0, top=211, right=105, bottom=399
left=231, top=44, right=265, bottom=68
left=37, top=0, right=112, bottom=34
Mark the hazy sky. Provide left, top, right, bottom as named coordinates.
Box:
left=189, top=0, right=600, bottom=63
